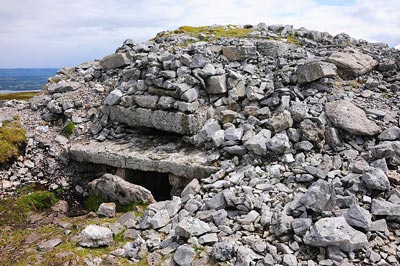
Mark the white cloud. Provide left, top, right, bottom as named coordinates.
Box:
left=0, top=0, right=399, bottom=67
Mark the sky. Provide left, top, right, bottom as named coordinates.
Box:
left=1, top=0, right=399, bottom=68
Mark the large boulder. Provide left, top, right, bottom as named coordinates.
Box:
left=88, top=173, right=155, bottom=205
left=100, top=53, right=130, bottom=70
left=297, top=61, right=337, bottom=84
left=327, top=47, right=378, bottom=77
left=325, top=100, right=381, bottom=136
left=304, top=217, right=368, bottom=252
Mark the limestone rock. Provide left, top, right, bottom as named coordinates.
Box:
left=362, top=167, right=390, bottom=191
left=304, top=217, right=368, bottom=252
left=300, top=179, right=336, bottom=213
left=344, top=204, right=372, bottom=230
left=212, top=242, right=236, bottom=261
left=88, top=173, right=155, bottom=205
left=97, top=202, right=117, bottom=218
left=79, top=225, right=113, bottom=247
left=37, top=238, right=62, bottom=251
left=175, top=217, right=211, bottom=238
left=222, top=46, right=257, bottom=61
left=48, top=80, right=80, bottom=94
left=244, top=129, right=271, bottom=156
left=206, top=74, right=227, bottom=94
left=297, top=61, right=337, bottom=84
left=266, top=133, right=290, bottom=154
left=371, top=199, right=400, bottom=216
left=174, top=245, right=195, bottom=266
left=327, top=47, right=378, bottom=76
left=105, top=90, right=123, bottom=106
left=326, top=100, right=380, bottom=136
left=100, top=53, right=130, bottom=70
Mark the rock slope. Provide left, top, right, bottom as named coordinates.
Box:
left=1, top=23, right=400, bottom=265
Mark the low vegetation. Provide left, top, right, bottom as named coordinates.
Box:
left=84, top=194, right=148, bottom=217
left=0, top=120, right=27, bottom=166
left=0, top=91, right=38, bottom=101
left=63, top=121, right=76, bottom=137
left=155, top=25, right=253, bottom=42
left=0, top=184, right=150, bottom=265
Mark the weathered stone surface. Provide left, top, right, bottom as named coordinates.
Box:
left=48, top=80, right=81, bottom=94
left=257, top=40, right=289, bottom=57
left=105, top=90, right=123, bottom=106
left=265, top=111, right=293, bottom=133
left=102, top=105, right=207, bottom=135
left=326, top=100, right=381, bottom=136
left=69, top=136, right=218, bottom=180
left=97, top=202, right=117, bottom=218
left=297, top=61, right=337, bottom=84
left=206, top=74, right=227, bottom=94
left=133, top=95, right=159, bottom=109
left=100, top=53, right=130, bottom=70
left=371, top=199, right=400, bottom=216
left=292, top=218, right=312, bottom=236
left=212, top=242, right=236, bottom=261
left=175, top=217, right=211, bottom=238
left=304, top=217, right=368, bottom=252
left=362, top=167, right=390, bottom=191
left=266, top=133, right=290, bottom=154
left=88, top=174, right=155, bottom=204
left=37, top=238, right=62, bottom=251
left=174, top=245, right=195, bottom=266
left=222, top=46, right=257, bottom=61
left=344, top=204, right=372, bottom=230
left=149, top=210, right=170, bottom=229
left=327, top=48, right=378, bottom=76
left=378, top=126, right=400, bottom=141
left=300, top=179, right=336, bottom=213
left=244, top=129, right=271, bottom=156
left=79, top=225, right=113, bottom=247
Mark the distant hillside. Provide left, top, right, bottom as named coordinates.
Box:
left=0, top=68, right=58, bottom=92
left=0, top=68, right=58, bottom=77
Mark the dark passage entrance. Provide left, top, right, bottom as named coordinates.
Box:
left=70, top=161, right=173, bottom=202
left=124, top=169, right=172, bottom=201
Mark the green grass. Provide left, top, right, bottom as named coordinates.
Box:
left=0, top=120, right=26, bottom=165
left=63, top=121, right=76, bottom=137
left=287, top=34, right=302, bottom=45
left=84, top=194, right=148, bottom=218
left=0, top=190, right=58, bottom=226
left=155, top=25, right=253, bottom=42
left=0, top=91, right=39, bottom=101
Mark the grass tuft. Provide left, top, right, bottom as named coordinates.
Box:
left=0, top=190, right=58, bottom=226
left=287, top=34, right=302, bottom=45
left=0, top=120, right=26, bottom=165
left=64, top=121, right=76, bottom=137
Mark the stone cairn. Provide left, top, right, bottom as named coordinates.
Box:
left=11, top=23, right=400, bottom=265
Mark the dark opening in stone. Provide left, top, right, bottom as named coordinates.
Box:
left=71, top=162, right=174, bottom=201
left=124, top=169, right=172, bottom=201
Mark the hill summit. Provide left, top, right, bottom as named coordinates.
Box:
left=0, top=23, right=400, bottom=265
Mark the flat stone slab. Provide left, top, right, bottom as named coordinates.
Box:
left=102, top=105, right=207, bottom=136
left=69, top=132, right=219, bottom=180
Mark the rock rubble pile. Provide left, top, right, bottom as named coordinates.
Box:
left=1, top=23, right=400, bottom=265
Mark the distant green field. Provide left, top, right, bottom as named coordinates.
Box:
left=0, top=68, right=58, bottom=92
